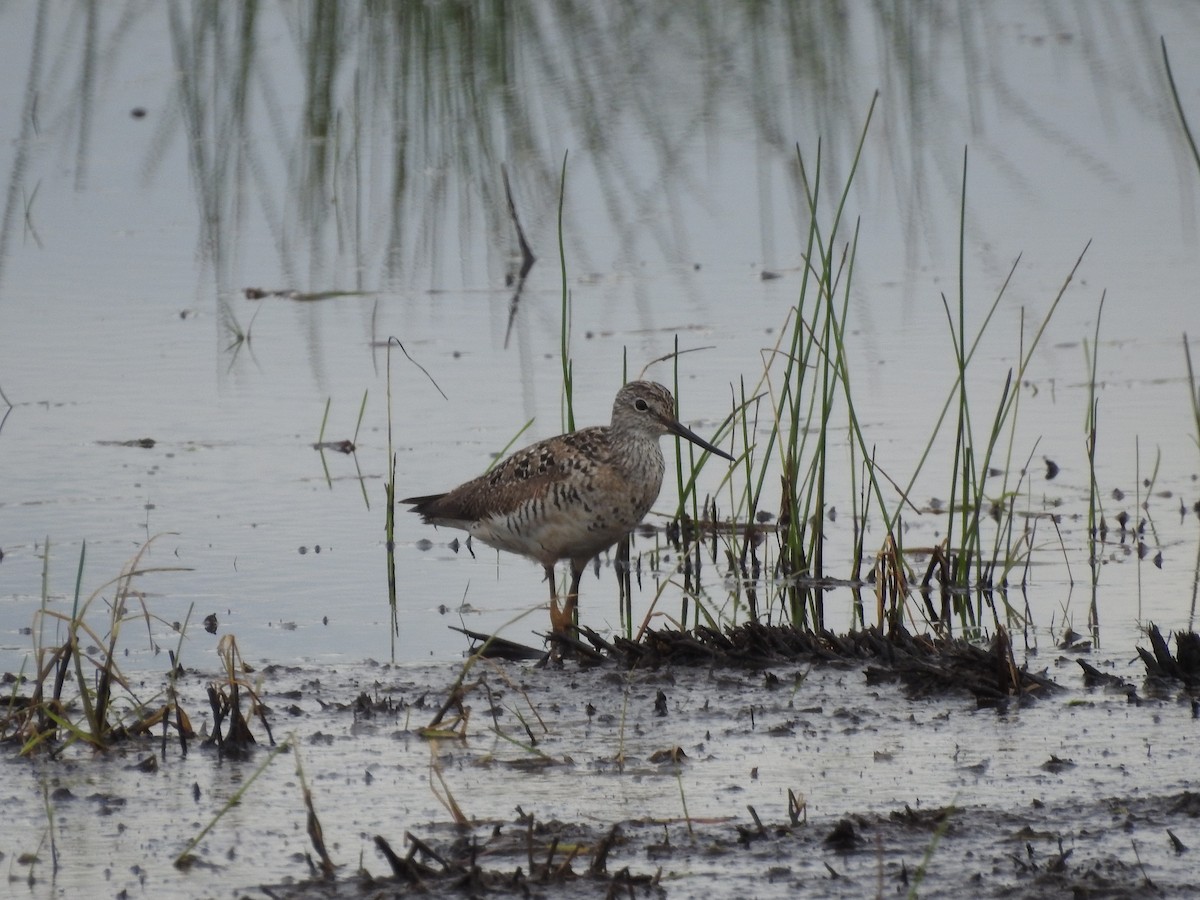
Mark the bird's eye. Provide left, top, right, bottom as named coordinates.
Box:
left=634, top=398, right=649, bottom=411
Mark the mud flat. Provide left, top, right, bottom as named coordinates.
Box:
left=5, top=628, right=1199, bottom=898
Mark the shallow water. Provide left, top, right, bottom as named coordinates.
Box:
left=0, top=1, right=1196, bottom=669
left=1, top=2, right=1200, bottom=896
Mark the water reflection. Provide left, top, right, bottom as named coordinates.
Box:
left=2, top=2, right=1193, bottom=305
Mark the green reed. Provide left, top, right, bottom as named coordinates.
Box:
left=653, top=97, right=878, bottom=632
left=384, top=339, right=447, bottom=659
left=1084, top=293, right=1108, bottom=604
left=557, top=150, right=575, bottom=432
left=384, top=341, right=400, bottom=659
left=892, top=150, right=1087, bottom=627
left=1163, top=40, right=1200, bottom=629
left=669, top=341, right=711, bottom=627
left=1163, top=39, right=1200, bottom=178
left=724, top=95, right=887, bottom=630
left=1185, top=333, right=1200, bottom=460
left=680, top=101, right=1100, bottom=637
left=1187, top=335, right=1200, bottom=628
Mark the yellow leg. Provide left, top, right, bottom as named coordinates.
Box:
left=547, top=565, right=570, bottom=635
left=548, top=560, right=589, bottom=637
left=559, top=559, right=587, bottom=634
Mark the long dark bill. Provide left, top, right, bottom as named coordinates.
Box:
left=667, top=419, right=735, bottom=462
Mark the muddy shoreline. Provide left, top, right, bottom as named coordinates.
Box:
left=260, top=791, right=1200, bottom=899
left=6, top=628, right=1199, bottom=899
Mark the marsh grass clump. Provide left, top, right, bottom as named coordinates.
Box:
left=1, top=537, right=197, bottom=756
left=1, top=538, right=279, bottom=762
left=367, top=812, right=662, bottom=895
left=657, top=99, right=892, bottom=631
left=0, top=539, right=292, bottom=875
left=651, top=101, right=1094, bottom=643
left=1136, top=623, right=1200, bottom=689
left=203, top=634, right=276, bottom=759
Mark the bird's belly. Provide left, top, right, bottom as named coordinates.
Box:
left=470, top=485, right=657, bottom=565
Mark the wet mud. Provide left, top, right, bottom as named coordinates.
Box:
left=263, top=792, right=1199, bottom=899
left=5, top=628, right=1200, bottom=899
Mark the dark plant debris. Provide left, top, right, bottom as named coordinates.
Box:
left=1136, top=624, right=1200, bottom=689
left=249, top=794, right=1200, bottom=900
left=457, top=621, right=1061, bottom=704
left=364, top=815, right=661, bottom=897
left=244, top=288, right=368, bottom=302
left=97, top=437, right=156, bottom=448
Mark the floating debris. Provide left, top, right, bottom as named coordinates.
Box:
left=244, top=288, right=370, bottom=301
left=97, top=437, right=156, bottom=448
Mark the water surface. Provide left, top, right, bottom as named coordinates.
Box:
left=2, top=3, right=1197, bottom=670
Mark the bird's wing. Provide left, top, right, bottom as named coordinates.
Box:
left=410, top=428, right=609, bottom=525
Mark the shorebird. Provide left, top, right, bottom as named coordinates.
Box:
left=403, top=381, right=734, bottom=637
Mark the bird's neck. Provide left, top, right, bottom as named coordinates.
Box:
left=613, top=435, right=666, bottom=486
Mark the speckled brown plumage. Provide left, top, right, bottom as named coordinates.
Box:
left=403, top=381, right=733, bottom=636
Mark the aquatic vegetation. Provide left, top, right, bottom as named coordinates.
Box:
left=2, top=8, right=1199, bottom=900
left=2, top=538, right=194, bottom=755
left=636, top=103, right=1095, bottom=642
left=1, top=539, right=275, bottom=762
